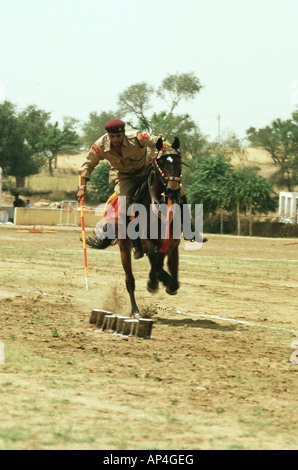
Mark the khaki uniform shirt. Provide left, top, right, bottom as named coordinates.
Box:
left=79, top=129, right=159, bottom=181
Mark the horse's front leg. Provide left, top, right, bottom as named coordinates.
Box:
left=146, top=243, right=172, bottom=292
left=146, top=242, right=160, bottom=293
left=166, top=242, right=180, bottom=295
left=118, top=238, right=140, bottom=316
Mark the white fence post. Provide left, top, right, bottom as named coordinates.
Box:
left=58, top=200, right=78, bottom=226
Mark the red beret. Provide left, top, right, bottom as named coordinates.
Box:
left=104, top=119, right=125, bottom=133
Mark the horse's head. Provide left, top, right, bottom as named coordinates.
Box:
left=153, top=137, right=182, bottom=202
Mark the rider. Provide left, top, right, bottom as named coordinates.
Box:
left=77, top=119, right=204, bottom=260
left=77, top=119, right=160, bottom=259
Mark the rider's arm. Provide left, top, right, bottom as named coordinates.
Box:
left=77, top=141, right=104, bottom=200
left=137, top=132, right=161, bottom=148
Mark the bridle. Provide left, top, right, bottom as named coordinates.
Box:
left=151, top=144, right=183, bottom=203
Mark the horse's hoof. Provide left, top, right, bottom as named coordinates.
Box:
left=147, top=281, right=159, bottom=293
left=132, top=312, right=140, bottom=319
left=166, top=287, right=178, bottom=295
left=133, top=250, right=144, bottom=260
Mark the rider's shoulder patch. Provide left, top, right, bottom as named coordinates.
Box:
left=137, top=132, right=150, bottom=141
left=92, top=143, right=99, bottom=154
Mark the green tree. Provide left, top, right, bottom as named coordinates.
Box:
left=81, top=110, right=116, bottom=148
left=246, top=110, right=298, bottom=191
left=228, top=168, right=277, bottom=236
left=149, top=111, right=206, bottom=154
left=117, top=72, right=203, bottom=134
left=117, top=82, right=154, bottom=131
left=42, top=118, right=80, bottom=175
left=187, top=153, right=232, bottom=215
left=156, top=72, right=203, bottom=113
left=186, top=132, right=246, bottom=229
left=0, top=101, right=45, bottom=188
left=88, top=161, right=114, bottom=202
left=19, top=104, right=51, bottom=153
left=187, top=151, right=277, bottom=235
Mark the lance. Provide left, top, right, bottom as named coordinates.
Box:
left=79, top=175, right=88, bottom=291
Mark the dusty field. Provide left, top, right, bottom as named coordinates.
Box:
left=0, top=225, right=297, bottom=450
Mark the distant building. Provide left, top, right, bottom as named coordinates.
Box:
left=279, top=192, right=298, bottom=224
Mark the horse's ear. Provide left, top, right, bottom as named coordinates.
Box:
left=156, top=137, right=163, bottom=151
left=172, top=137, right=180, bottom=150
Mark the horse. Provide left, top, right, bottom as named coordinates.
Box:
left=86, top=137, right=187, bottom=317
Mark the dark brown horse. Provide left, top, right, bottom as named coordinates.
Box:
left=87, top=137, right=186, bottom=316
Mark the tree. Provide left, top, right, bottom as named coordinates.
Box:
left=228, top=168, right=277, bottom=236
left=149, top=111, right=206, bottom=151
left=19, top=105, right=51, bottom=153
left=246, top=111, right=298, bottom=191
left=187, top=132, right=247, bottom=232
left=0, top=101, right=45, bottom=188
left=42, top=118, right=80, bottom=175
left=187, top=153, right=232, bottom=215
left=118, top=82, right=154, bottom=132
left=81, top=110, right=116, bottom=149
left=117, top=72, right=203, bottom=134
left=156, top=72, right=203, bottom=113
left=116, top=73, right=206, bottom=170
left=88, top=161, right=114, bottom=202
left=187, top=151, right=277, bottom=236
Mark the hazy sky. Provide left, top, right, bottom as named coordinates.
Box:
left=1, top=0, right=297, bottom=141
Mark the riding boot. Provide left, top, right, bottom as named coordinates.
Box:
left=180, top=194, right=208, bottom=243
left=132, top=238, right=144, bottom=259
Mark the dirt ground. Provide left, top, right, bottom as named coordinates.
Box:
left=0, top=225, right=297, bottom=450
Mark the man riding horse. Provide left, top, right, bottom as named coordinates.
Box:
left=77, top=119, right=203, bottom=259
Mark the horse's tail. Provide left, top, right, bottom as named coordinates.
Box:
left=85, top=224, right=117, bottom=250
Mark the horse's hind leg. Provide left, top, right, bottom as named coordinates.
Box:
left=118, top=239, right=140, bottom=316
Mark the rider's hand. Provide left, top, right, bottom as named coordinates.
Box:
left=77, top=186, right=86, bottom=201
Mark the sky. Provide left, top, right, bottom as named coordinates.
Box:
left=0, top=0, right=298, bottom=141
